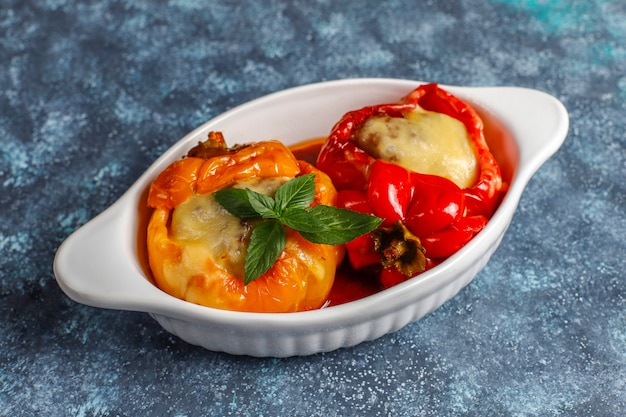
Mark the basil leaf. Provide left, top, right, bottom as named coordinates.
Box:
left=274, top=173, right=316, bottom=213
left=213, top=174, right=383, bottom=286
left=298, top=205, right=383, bottom=245
left=244, top=220, right=286, bottom=285
left=280, top=207, right=324, bottom=232
left=246, top=189, right=277, bottom=218
left=213, top=188, right=260, bottom=219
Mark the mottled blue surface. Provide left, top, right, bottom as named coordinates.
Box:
left=1, top=0, right=625, bottom=415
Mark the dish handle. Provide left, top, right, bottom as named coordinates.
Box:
left=53, top=191, right=164, bottom=312
left=471, top=86, right=569, bottom=180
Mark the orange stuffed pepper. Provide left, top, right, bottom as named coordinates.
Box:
left=146, top=132, right=345, bottom=313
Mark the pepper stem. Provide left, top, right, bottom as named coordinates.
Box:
left=187, top=131, right=249, bottom=159
left=372, top=221, right=426, bottom=277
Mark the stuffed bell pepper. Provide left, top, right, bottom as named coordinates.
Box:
left=146, top=132, right=380, bottom=312
left=317, top=84, right=504, bottom=288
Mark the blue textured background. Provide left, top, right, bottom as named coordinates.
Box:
left=1, top=1, right=625, bottom=416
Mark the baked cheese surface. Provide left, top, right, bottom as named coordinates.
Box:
left=356, top=107, right=478, bottom=188
left=170, top=177, right=287, bottom=277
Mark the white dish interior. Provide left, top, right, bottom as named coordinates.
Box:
left=54, top=78, right=569, bottom=357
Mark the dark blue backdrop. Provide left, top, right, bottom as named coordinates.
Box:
left=1, top=1, right=625, bottom=415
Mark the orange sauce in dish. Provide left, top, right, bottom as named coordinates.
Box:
left=289, top=137, right=326, bottom=166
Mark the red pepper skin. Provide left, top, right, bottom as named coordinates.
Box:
left=403, top=84, right=503, bottom=217
left=317, top=103, right=414, bottom=191
left=367, top=160, right=413, bottom=226
left=337, top=190, right=381, bottom=271
left=379, top=268, right=407, bottom=289
left=345, top=234, right=380, bottom=272
left=336, top=189, right=371, bottom=214
left=318, top=83, right=502, bottom=217
left=317, top=84, right=503, bottom=284
left=379, top=257, right=443, bottom=289
left=420, top=215, right=488, bottom=258
left=405, top=172, right=465, bottom=237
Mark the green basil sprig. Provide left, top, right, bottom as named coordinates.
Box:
left=214, top=174, right=382, bottom=285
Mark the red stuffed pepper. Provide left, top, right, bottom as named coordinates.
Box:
left=317, top=84, right=504, bottom=288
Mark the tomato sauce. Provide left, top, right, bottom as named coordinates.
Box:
left=291, top=138, right=383, bottom=307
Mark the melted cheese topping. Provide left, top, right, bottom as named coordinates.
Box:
left=170, top=177, right=287, bottom=278
left=355, top=106, right=478, bottom=188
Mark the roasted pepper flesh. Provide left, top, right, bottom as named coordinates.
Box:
left=147, top=132, right=344, bottom=312
left=317, top=84, right=503, bottom=287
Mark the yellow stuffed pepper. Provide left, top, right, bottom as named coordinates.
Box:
left=146, top=132, right=377, bottom=313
